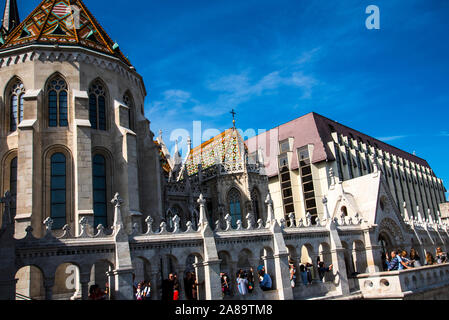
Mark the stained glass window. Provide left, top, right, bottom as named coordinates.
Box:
left=89, top=81, right=107, bottom=130
left=50, top=153, right=66, bottom=229
left=47, top=76, right=68, bottom=127
left=93, top=155, right=107, bottom=228
left=10, top=157, right=18, bottom=219
left=10, top=81, right=25, bottom=132
left=228, top=188, right=242, bottom=228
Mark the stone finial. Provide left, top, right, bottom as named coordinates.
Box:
left=403, top=202, right=410, bottom=222
left=24, top=226, right=34, bottom=239
left=340, top=213, right=346, bottom=226
left=279, top=218, right=286, bottom=229
left=95, top=224, right=106, bottom=238
left=0, top=191, right=13, bottom=227
left=224, top=214, right=232, bottom=231
left=43, top=217, right=54, bottom=234
left=416, top=206, right=423, bottom=223
left=159, top=221, right=167, bottom=234
left=111, top=193, right=124, bottom=207
left=322, top=196, right=331, bottom=221
left=197, top=194, right=208, bottom=228
left=236, top=220, right=242, bottom=231
left=172, top=215, right=181, bottom=233
left=353, top=213, right=361, bottom=225
left=305, top=212, right=312, bottom=227
left=316, top=217, right=322, bottom=227
left=214, top=220, right=220, bottom=232
left=265, top=193, right=275, bottom=226
left=297, top=218, right=304, bottom=228
left=328, top=168, right=336, bottom=186
left=437, top=211, right=443, bottom=226
left=246, top=212, right=255, bottom=230
left=79, top=217, right=89, bottom=238
left=257, top=219, right=263, bottom=229
left=186, top=221, right=193, bottom=232
left=145, top=216, right=154, bottom=235
left=288, top=213, right=296, bottom=228
left=428, top=209, right=434, bottom=225
left=132, top=223, right=139, bottom=236
left=58, top=224, right=73, bottom=239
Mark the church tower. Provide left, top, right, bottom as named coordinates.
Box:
left=0, top=0, right=163, bottom=239
left=1, top=0, right=20, bottom=35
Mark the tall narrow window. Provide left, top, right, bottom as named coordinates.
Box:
left=228, top=188, right=242, bottom=228
left=50, top=153, right=67, bottom=229
left=123, top=92, right=134, bottom=130
left=10, top=80, right=25, bottom=132
left=251, top=189, right=260, bottom=222
left=47, top=76, right=68, bottom=127
left=89, top=81, right=107, bottom=130
left=93, top=155, right=107, bottom=228
left=10, top=157, right=18, bottom=219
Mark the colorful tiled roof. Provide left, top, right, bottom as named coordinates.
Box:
left=185, top=128, right=246, bottom=176
left=154, top=140, right=172, bottom=173
left=0, top=0, right=131, bottom=66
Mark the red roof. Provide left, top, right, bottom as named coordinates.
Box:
left=245, top=112, right=431, bottom=178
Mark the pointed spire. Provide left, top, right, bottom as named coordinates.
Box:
left=2, top=0, right=20, bottom=35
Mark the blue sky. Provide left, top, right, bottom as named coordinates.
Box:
left=19, top=0, right=449, bottom=199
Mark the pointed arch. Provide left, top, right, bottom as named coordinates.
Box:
left=227, top=187, right=242, bottom=228
left=45, top=72, right=69, bottom=127
left=43, top=145, right=74, bottom=230
left=251, top=187, right=262, bottom=222
left=4, top=76, right=25, bottom=133
left=88, top=78, right=109, bottom=131
left=92, top=147, right=114, bottom=228
left=123, top=90, right=135, bottom=131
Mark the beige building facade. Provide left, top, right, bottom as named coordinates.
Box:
left=246, top=112, right=448, bottom=225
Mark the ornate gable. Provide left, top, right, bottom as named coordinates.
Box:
left=0, top=0, right=131, bottom=66
left=185, top=128, right=246, bottom=176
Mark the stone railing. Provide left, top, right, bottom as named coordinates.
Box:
left=356, top=263, right=449, bottom=300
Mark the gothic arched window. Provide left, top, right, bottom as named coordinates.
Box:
left=123, top=92, right=134, bottom=130
left=93, top=154, right=107, bottom=228
left=47, top=76, right=68, bottom=127
left=89, top=80, right=107, bottom=130
left=9, top=80, right=25, bottom=132
left=50, top=153, right=67, bottom=229
left=251, top=188, right=261, bottom=221
left=10, top=157, right=18, bottom=219
left=228, top=188, right=242, bottom=228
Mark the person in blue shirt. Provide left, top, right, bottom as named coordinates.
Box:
left=385, top=251, right=406, bottom=271
left=257, top=265, right=272, bottom=291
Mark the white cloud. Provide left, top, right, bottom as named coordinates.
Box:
left=376, top=135, right=409, bottom=142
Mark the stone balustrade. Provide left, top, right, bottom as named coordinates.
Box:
left=356, top=263, right=449, bottom=300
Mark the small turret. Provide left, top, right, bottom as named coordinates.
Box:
left=1, top=0, right=20, bottom=36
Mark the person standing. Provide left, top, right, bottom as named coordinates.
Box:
left=162, top=273, right=175, bottom=301
left=410, top=248, right=421, bottom=267
left=436, top=247, right=447, bottom=264
left=385, top=251, right=400, bottom=271
left=184, top=272, right=194, bottom=300
left=425, top=252, right=435, bottom=266
left=247, top=268, right=255, bottom=294
left=317, top=262, right=333, bottom=282
left=237, top=273, right=248, bottom=296
left=289, top=262, right=297, bottom=288
left=299, top=264, right=308, bottom=286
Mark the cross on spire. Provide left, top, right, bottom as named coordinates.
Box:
left=230, top=109, right=237, bottom=128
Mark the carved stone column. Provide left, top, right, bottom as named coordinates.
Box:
left=43, top=277, right=55, bottom=300
left=80, top=272, right=90, bottom=300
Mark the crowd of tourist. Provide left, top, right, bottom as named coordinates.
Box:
left=385, top=247, right=447, bottom=271
left=89, top=247, right=447, bottom=300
